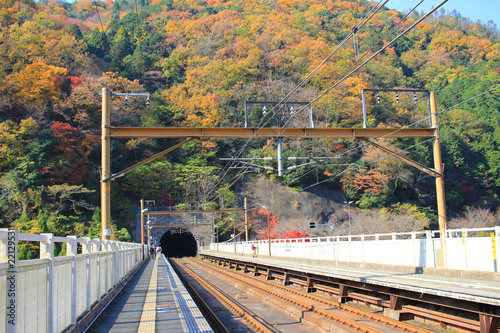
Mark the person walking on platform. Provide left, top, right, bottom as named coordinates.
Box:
left=251, top=243, right=257, bottom=257
left=156, top=245, right=162, bottom=259
left=149, top=246, right=156, bottom=259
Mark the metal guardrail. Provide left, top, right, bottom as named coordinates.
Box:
left=0, top=229, right=144, bottom=333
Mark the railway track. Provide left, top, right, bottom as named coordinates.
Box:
left=169, top=258, right=277, bottom=333
left=171, top=257, right=434, bottom=333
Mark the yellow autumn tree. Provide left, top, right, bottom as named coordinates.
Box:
left=6, top=60, right=67, bottom=104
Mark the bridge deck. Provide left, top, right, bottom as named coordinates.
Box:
left=90, top=255, right=212, bottom=332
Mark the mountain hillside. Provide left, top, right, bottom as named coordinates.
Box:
left=0, top=0, right=499, bottom=250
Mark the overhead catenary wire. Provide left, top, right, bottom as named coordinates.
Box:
left=93, top=0, right=106, bottom=32
left=194, top=1, right=449, bottom=208
left=239, top=0, right=446, bottom=187
left=205, top=0, right=387, bottom=191
left=203, top=0, right=391, bottom=202
left=204, top=0, right=433, bottom=203
left=209, top=30, right=495, bottom=227
left=278, top=0, right=434, bottom=131
left=243, top=85, right=500, bottom=214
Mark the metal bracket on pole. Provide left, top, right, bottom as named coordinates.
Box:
left=359, top=138, right=443, bottom=178
left=102, top=138, right=197, bottom=182
left=361, top=89, right=431, bottom=128
left=245, top=101, right=313, bottom=128
left=277, top=137, right=283, bottom=176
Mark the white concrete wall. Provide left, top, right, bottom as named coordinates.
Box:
left=211, top=226, right=500, bottom=273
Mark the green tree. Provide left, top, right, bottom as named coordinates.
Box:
left=87, top=28, right=110, bottom=59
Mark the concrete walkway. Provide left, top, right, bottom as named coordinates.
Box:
left=89, top=256, right=212, bottom=333
left=90, top=258, right=157, bottom=332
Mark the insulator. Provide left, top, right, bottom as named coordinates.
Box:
left=262, top=104, right=267, bottom=115
left=376, top=92, right=380, bottom=104
left=413, top=93, right=418, bottom=103
left=124, top=95, right=129, bottom=106
left=395, top=92, right=399, bottom=104
left=290, top=105, right=295, bottom=116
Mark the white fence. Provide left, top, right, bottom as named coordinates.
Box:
left=0, top=229, right=144, bottom=333
left=210, top=226, right=500, bottom=273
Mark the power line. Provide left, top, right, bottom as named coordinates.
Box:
left=342, top=85, right=500, bottom=183
left=204, top=1, right=390, bottom=201
left=92, top=0, right=105, bottom=32
left=207, top=0, right=433, bottom=197
left=246, top=84, right=500, bottom=214
left=184, top=1, right=449, bottom=209
left=279, top=0, right=442, bottom=130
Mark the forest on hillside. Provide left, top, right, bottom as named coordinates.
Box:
left=1, top=0, right=500, bottom=252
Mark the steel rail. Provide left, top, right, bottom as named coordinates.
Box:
left=193, top=259, right=431, bottom=333
left=167, top=258, right=229, bottom=333
left=170, top=258, right=276, bottom=333
left=188, top=257, right=431, bottom=333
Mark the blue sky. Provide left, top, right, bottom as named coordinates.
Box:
left=388, top=0, right=499, bottom=28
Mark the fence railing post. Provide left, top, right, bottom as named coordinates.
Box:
left=361, top=235, right=365, bottom=263
left=0, top=232, right=7, bottom=263
left=82, top=237, right=91, bottom=311
left=67, top=236, right=78, bottom=325
left=40, top=233, right=54, bottom=333
left=94, top=239, right=102, bottom=301
left=493, top=226, right=499, bottom=273
left=411, top=231, right=417, bottom=267
left=104, top=240, right=110, bottom=293
left=348, top=235, right=352, bottom=262
left=113, top=242, right=120, bottom=285
left=392, top=233, right=397, bottom=265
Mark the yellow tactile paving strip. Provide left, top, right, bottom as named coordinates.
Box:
left=137, top=258, right=158, bottom=332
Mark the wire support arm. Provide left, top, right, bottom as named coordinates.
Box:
left=360, top=138, right=443, bottom=178
left=102, top=138, right=196, bottom=182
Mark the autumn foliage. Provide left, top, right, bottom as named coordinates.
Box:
left=7, top=61, right=68, bottom=104
left=280, top=230, right=309, bottom=239
left=0, top=0, right=499, bottom=247
left=250, top=207, right=279, bottom=240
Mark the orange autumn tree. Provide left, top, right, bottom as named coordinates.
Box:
left=6, top=61, right=67, bottom=105
left=280, top=230, right=309, bottom=239
left=250, top=206, right=279, bottom=240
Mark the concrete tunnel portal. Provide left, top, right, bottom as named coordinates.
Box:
left=159, top=228, right=198, bottom=257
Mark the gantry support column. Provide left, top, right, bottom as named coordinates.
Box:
left=431, top=92, right=447, bottom=268
left=277, top=137, right=283, bottom=176
left=244, top=197, right=248, bottom=241
left=140, top=199, right=145, bottom=260
left=101, top=88, right=112, bottom=240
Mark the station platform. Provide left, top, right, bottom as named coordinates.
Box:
left=90, top=255, right=212, bottom=333
left=200, top=250, right=500, bottom=307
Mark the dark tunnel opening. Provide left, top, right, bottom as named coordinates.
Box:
left=159, top=229, right=198, bottom=258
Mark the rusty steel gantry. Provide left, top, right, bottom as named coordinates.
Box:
left=101, top=88, right=448, bottom=267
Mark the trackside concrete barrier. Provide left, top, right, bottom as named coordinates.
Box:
left=211, top=226, right=500, bottom=273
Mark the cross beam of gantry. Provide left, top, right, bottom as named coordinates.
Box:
left=109, top=127, right=436, bottom=139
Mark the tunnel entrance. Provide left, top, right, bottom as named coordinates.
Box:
left=159, top=228, right=198, bottom=257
